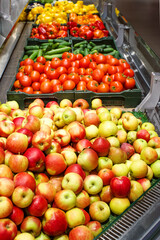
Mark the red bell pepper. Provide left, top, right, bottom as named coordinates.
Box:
left=38, top=26, right=47, bottom=35
left=67, top=21, right=77, bottom=30
left=95, top=21, right=105, bottom=30
left=70, top=27, right=79, bottom=37
left=103, top=30, right=109, bottom=37
left=89, top=23, right=98, bottom=31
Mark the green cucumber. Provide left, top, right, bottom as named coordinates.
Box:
left=103, top=47, right=114, bottom=53
left=28, top=50, right=38, bottom=60
left=43, top=53, right=63, bottom=60
left=74, top=40, right=88, bottom=48
left=24, top=45, right=39, bottom=50
left=45, top=47, right=71, bottom=55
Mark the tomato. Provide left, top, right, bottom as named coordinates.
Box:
left=92, top=69, right=105, bottom=82
left=39, top=73, right=47, bottom=83
left=50, top=79, right=61, bottom=88
left=105, top=55, right=114, bottom=63
left=108, top=57, right=119, bottom=66
left=87, top=54, right=93, bottom=60
left=116, top=65, right=124, bottom=73
left=85, top=68, right=93, bottom=75
left=61, top=59, right=71, bottom=69
left=75, top=54, right=83, bottom=60
left=120, top=62, right=130, bottom=70
left=18, top=66, right=25, bottom=73
left=102, top=75, right=114, bottom=85
left=46, top=68, right=59, bottom=80
left=24, top=65, right=33, bottom=75
left=89, top=61, right=97, bottom=70
left=56, top=66, right=67, bottom=75
left=82, top=75, right=93, bottom=83
left=23, top=58, right=34, bottom=66
left=19, top=60, right=24, bottom=67
left=87, top=80, right=99, bottom=92
left=51, top=58, right=61, bottom=69
left=63, top=80, right=76, bottom=90
left=93, top=29, right=104, bottom=38
left=96, top=64, right=109, bottom=74
left=77, top=81, right=86, bottom=87
left=23, top=87, right=34, bottom=94
left=16, top=72, right=24, bottom=80
left=14, top=80, right=21, bottom=89
left=30, top=71, right=40, bottom=82
left=62, top=52, right=76, bottom=62
left=45, top=61, right=51, bottom=67
left=68, top=67, right=79, bottom=74
left=53, top=84, right=63, bottom=92
left=110, top=81, right=123, bottom=92
left=44, top=65, right=51, bottom=74
left=33, top=62, right=44, bottom=73
left=59, top=73, right=68, bottom=84
left=124, top=78, right=136, bottom=89
left=33, top=91, right=42, bottom=94
left=97, top=83, right=110, bottom=93
left=40, top=81, right=53, bottom=93
left=114, top=73, right=126, bottom=84
left=95, top=54, right=106, bottom=64
left=71, top=60, right=79, bottom=68
left=79, top=57, right=90, bottom=68
left=32, top=82, right=41, bottom=91
left=19, top=75, right=32, bottom=87
left=67, top=73, right=80, bottom=85
left=36, top=56, right=46, bottom=65
left=108, top=65, right=117, bottom=75
left=119, top=59, right=127, bottom=65
left=79, top=75, right=84, bottom=81
left=123, top=69, right=134, bottom=77
left=78, top=68, right=86, bottom=75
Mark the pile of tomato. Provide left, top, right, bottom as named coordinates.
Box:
left=14, top=53, right=136, bottom=94
left=69, top=13, right=102, bottom=25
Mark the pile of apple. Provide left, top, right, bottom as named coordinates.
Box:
left=0, top=97, right=160, bottom=240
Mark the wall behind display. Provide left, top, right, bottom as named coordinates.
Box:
left=113, top=0, right=160, bottom=58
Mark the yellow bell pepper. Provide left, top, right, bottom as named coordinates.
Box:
left=44, top=3, right=52, bottom=8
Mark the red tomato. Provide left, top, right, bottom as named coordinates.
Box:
left=23, top=58, right=34, bottom=66
left=40, top=81, right=53, bottom=93
left=105, top=55, right=114, bottom=63
left=89, top=61, right=97, bottom=70
left=108, top=57, right=119, bottom=66
left=87, top=80, right=99, bottom=92
left=78, top=68, right=86, bottom=75
left=19, top=75, right=32, bottom=87
left=16, top=72, right=24, bottom=80
left=14, top=80, right=21, bottom=89
left=79, top=57, right=90, bottom=68
left=30, top=71, right=40, bottom=82
left=114, top=73, right=126, bottom=84
left=59, top=73, right=68, bottom=84
left=68, top=67, right=79, bottom=74
left=36, top=56, right=46, bottom=65
left=92, top=69, right=105, bottom=82
left=53, top=84, right=63, bottom=92
left=23, top=87, right=34, bottom=94
left=32, top=82, right=41, bottom=91
left=33, top=91, right=42, bottom=94
left=82, top=75, right=93, bottom=83
left=85, top=68, right=93, bottom=75
left=61, top=59, right=71, bottom=69
left=76, top=85, right=87, bottom=91
left=46, top=68, right=59, bottom=80
left=51, top=58, right=61, bottom=69
left=56, top=66, right=67, bottom=75
left=102, top=75, right=114, bottom=85
left=50, top=79, right=61, bottom=88
left=75, top=54, right=83, bottom=60
left=67, top=73, right=80, bottom=85
left=119, top=59, right=127, bottom=65
left=96, top=64, right=108, bottom=74
left=70, top=60, right=79, bottom=68
left=45, top=61, right=51, bottom=67
left=116, top=65, right=124, bottom=73
left=77, top=81, right=86, bottom=87
left=123, top=69, right=134, bottom=77
left=39, top=73, right=47, bottom=83
left=124, top=78, right=136, bottom=89
left=97, top=83, right=110, bottom=93
left=24, top=65, right=33, bottom=75
left=110, top=81, right=123, bottom=92
left=62, top=52, right=76, bottom=61
left=63, top=80, right=76, bottom=90
left=120, top=62, right=130, bottom=70
left=19, top=60, right=24, bottom=67
left=95, top=54, right=106, bottom=64
left=44, top=65, right=51, bottom=74
left=33, top=62, right=44, bottom=73
left=108, top=65, right=117, bottom=75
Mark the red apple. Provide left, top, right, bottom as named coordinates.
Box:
left=20, top=216, right=42, bottom=237
left=60, top=99, right=72, bottom=108
left=12, top=186, right=34, bottom=208
left=17, top=128, right=33, bottom=146
left=100, top=185, right=114, bottom=203
left=27, top=195, right=48, bottom=217
left=0, top=137, right=6, bottom=149
left=84, top=111, right=100, bottom=127
left=148, top=136, right=160, bottom=148
left=0, top=146, right=5, bottom=164
left=24, top=147, right=46, bottom=172
left=6, top=132, right=28, bottom=154
left=0, top=120, right=15, bottom=137
left=0, top=164, right=13, bottom=179
left=32, top=131, right=52, bottom=151
left=0, top=177, right=14, bottom=197
left=46, top=101, right=59, bottom=108
left=137, top=129, right=150, bottom=142
left=87, top=221, right=102, bottom=237
left=14, top=172, right=36, bottom=192
left=9, top=206, right=24, bottom=225
left=0, top=196, right=13, bottom=218
left=54, top=129, right=71, bottom=147
left=137, top=178, right=151, bottom=192
left=98, top=168, right=115, bottom=185
left=69, top=225, right=94, bottom=240
left=81, top=208, right=90, bottom=225
left=54, top=189, right=76, bottom=211
left=73, top=99, right=89, bottom=109
left=110, top=176, right=131, bottom=197
left=64, top=164, right=86, bottom=180
left=67, top=121, right=86, bottom=143
left=76, top=190, right=90, bottom=209
left=35, top=182, right=56, bottom=203
left=22, top=115, right=40, bottom=133
left=34, top=173, right=49, bottom=186
left=13, top=117, right=25, bottom=130
left=92, top=137, right=110, bottom=157
left=76, top=139, right=92, bottom=153
left=120, top=142, right=135, bottom=158
left=77, top=148, right=98, bottom=171
left=8, top=154, right=28, bottom=173
left=49, top=176, right=63, bottom=193
left=0, top=218, right=17, bottom=240
left=45, top=153, right=67, bottom=175
left=45, top=139, right=61, bottom=154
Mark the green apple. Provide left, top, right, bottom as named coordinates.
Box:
left=141, top=122, right=155, bottom=131
left=155, top=148, right=160, bottom=159
left=128, top=180, right=144, bottom=202
left=62, top=108, right=76, bottom=124
left=35, top=231, right=51, bottom=240
left=84, top=175, right=103, bottom=195
left=127, top=131, right=137, bottom=144
left=129, top=160, right=148, bottom=178
left=99, top=121, right=118, bottom=138
left=107, top=136, right=120, bottom=148
left=66, top=208, right=85, bottom=228
left=97, top=157, right=113, bottom=171
left=54, top=189, right=76, bottom=211
left=89, top=195, right=100, bottom=204
left=129, top=153, right=141, bottom=161
left=133, top=139, right=148, bottom=153
left=98, top=110, right=111, bottom=122
left=89, top=201, right=110, bottom=223
left=148, top=130, right=158, bottom=138
left=151, top=160, right=160, bottom=178
left=53, top=235, right=69, bottom=240
left=85, top=125, right=99, bottom=140
left=146, top=166, right=154, bottom=180
left=112, top=163, right=129, bottom=177
left=86, top=221, right=102, bottom=237
left=91, top=98, right=102, bottom=109
left=109, top=197, right=130, bottom=215
left=62, top=173, right=83, bottom=194
left=110, top=107, right=122, bottom=119
left=122, top=115, right=138, bottom=131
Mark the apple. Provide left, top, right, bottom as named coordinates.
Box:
left=14, top=172, right=36, bottom=192
left=0, top=196, right=13, bottom=218
left=0, top=177, right=14, bottom=197
left=49, top=177, right=63, bottom=193
left=64, top=164, right=86, bottom=180
left=84, top=111, right=100, bottom=127
left=91, top=98, right=102, bottom=109
left=14, top=232, right=35, bottom=240
left=127, top=130, right=137, bottom=144
left=60, top=99, right=72, bottom=108
left=98, top=168, right=115, bottom=185
left=89, top=195, right=100, bottom=204
left=6, top=132, right=28, bottom=154
left=20, top=216, right=41, bottom=237
left=149, top=130, right=158, bottom=138
left=32, top=130, right=52, bottom=150
left=9, top=206, right=24, bottom=225
left=141, top=122, right=155, bottom=131
left=66, top=208, right=85, bottom=228
left=0, top=146, right=5, bottom=164
left=54, top=129, right=71, bottom=147
left=0, top=164, right=13, bottom=179
left=10, top=108, right=24, bottom=118
left=100, top=185, right=114, bottom=203
left=140, top=147, right=158, bottom=164
left=0, top=218, right=17, bottom=240
left=62, top=108, right=76, bottom=124
left=13, top=116, right=25, bottom=130
left=69, top=225, right=94, bottom=240
left=110, top=113, right=119, bottom=125
left=120, top=143, right=135, bottom=159
left=62, top=172, right=83, bottom=194
left=76, top=190, right=90, bottom=209
left=137, top=178, right=151, bottom=192
left=122, top=114, right=138, bottom=131
left=83, top=175, right=103, bottom=195
left=12, top=186, right=34, bottom=208
left=0, top=120, right=15, bottom=137
left=97, top=157, right=113, bottom=171
left=146, top=166, right=154, bottom=180
left=137, top=129, right=150, bottom=142
left=77, top=148, right=98, bottom=171
left=155, top=148, right=160, bottom=159
left=129, top=159, right=148, bottom=178
left=61, top=145, right=76, bottom=152
left=129, top=153, right=141, bottom=161
left=45, top=140, right=61, bottom=155
left=116, top=130, right=127, bottom=144
left=81, top=208, right=90, bottom=225
left=40, top=117, right=54, bottom=129
left=17, top=128, right=33, bottom=146
left=98, top=121, right=118, bottom=138
left=148, top=137, right=160, bottom=148
left=107, top=136, right=120, bottom=148
left=128, top=180, right=144, bottom=202
left=27, top=195, right=48, bottom=217
left=32, top=99, right=45, bottom=108
left=34, top=173, right=49, bottom=186
left=46, top=101, right=59, bottom=108
left=24, top=147, right=46, bottom=172
left=89, top=201, right=110, bottom=223
left=54, top=189, right=76, bottom=211
left=66, top=121, right=86, bottom=143
left=22, top=115, right=40, bottom=133
left=53, top=234, right=68, bottom=240
left=92, top=137, right=110, bottom=157
left=85, top=125, right=99, bottom=140
left=86, top=221, right=102, bottom=237
left=109, top=197, right=130, bottom=215
left=98, top=110, right=111, bottom=122
left=45, top=153, right=67, bottom=175
left=110, top=176, right=131, bottom=197
left=151, top=160, right=160, bottom=178
left=133, top=139, right=148, bottom=153
left=54, top=111, right=66, bottom=128
left=35, top=182, right=56, bottom=203
left=0, top=103, right=11, bottom=115
left=73, top=99, right=89, bottom=109
left=8, top=154, right=28, bottom=173
left=35, top=231, right=51, bottom=240
left=112, top=163, right=129, bottom=177
left=29, top=105, right=44, bottom=118
left=0, top=137, right=6, bottom=149
left=71, top=107, right=84, bottom=122
left=110, top=107, right=122, bottom=119
left=42, top=208, right=67, bottom=236
left=76, top=139, right=92, bottom=153
left=108, top=147, right=127, bottom=164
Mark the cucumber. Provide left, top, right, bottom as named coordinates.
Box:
left=24, top=45, right=39, bottom=50
left=45, top=47, right=71, bottom=55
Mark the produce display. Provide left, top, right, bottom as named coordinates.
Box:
left=0, top=97, right=160, bottom=240
left=13, top=53, right=136, bottom=94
